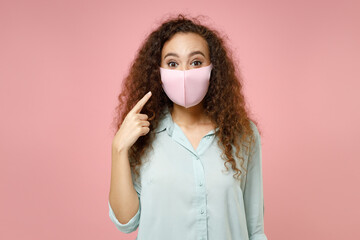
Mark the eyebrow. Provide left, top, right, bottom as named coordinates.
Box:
left=163, top=51, right=206, bottom=59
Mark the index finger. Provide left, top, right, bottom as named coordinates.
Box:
left=131, top=91, right=152, bottom=114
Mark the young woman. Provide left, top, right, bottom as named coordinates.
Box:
left=108, top=14, right=268, bottom=240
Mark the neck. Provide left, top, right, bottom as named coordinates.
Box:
left=170, top=102, right=212, bottom=127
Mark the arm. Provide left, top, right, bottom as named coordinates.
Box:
left=108, top=147, right=141, bottom=233
left=243, top=121, right=268, bottom=240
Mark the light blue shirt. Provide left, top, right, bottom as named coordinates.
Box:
left=108, top=107, right=268, bottom=240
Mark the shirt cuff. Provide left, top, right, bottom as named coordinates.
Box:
left=249, top=233, right=268, bottom=240
left=108, top=199, right=141, bottom=233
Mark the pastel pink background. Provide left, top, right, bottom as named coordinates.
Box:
left=1, top=0, right=359, bottom=239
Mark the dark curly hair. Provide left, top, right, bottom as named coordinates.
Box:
left=111, top=13, right=262, bottom=184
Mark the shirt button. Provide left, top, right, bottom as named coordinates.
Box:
left=200, top=209, right=204, bottom=214
left=199, top=182, right=203, bottom=186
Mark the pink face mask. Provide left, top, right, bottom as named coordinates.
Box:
left=159, top=63, right=213, bottom=108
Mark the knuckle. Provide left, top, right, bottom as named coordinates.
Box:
left=142, top=127, right=150, bottom=135
left=132, top=115, right=137, bottom=122
left=138, top=127, right=144, bottom=135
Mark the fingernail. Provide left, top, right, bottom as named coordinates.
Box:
left=148, top=91, right=152, bottom=95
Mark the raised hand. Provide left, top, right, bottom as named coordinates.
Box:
left=112, top=91, right=152, bottom=153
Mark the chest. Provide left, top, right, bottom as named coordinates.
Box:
left=180, top=124, right=216, bottom=151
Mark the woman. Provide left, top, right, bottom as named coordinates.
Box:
left=108, top=14, right=268, bottom=240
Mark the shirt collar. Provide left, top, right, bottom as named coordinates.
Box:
left=153, top=106, right=174, bottom=135
left=153, top=106, right=219, bottom=137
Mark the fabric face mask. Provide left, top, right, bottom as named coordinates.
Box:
left=159, top=63, right=213, bottom=108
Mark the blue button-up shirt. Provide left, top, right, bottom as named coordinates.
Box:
left=108, top=107, right=268, bottom=240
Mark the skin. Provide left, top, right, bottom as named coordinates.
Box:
left=160, top=32, right=216, bottom=150
left=109, top=92, right=152, bottom=224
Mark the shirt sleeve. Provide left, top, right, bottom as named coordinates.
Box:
left=243, top=121, right=268, bottom=240
left=108, top=169, right=142, bottom=234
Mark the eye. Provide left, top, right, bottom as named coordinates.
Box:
left=191, top=60, right=202, bottom=67
left=167, top=61, right=178, bottom=67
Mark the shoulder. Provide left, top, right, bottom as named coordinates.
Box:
left=249, top=119, right=260, bottom=140
left=248, top=119, right=262, bottom=154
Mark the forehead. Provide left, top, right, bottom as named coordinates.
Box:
left=161, top=32, right=209, bottom=56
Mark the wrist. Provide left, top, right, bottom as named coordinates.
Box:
left=112, top=145, right=129, bottom=155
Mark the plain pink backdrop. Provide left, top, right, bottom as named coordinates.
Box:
left=1, top=0, right=359, bottom=239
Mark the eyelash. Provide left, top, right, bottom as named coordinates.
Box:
left=167, top=60, right=203, bottom=67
